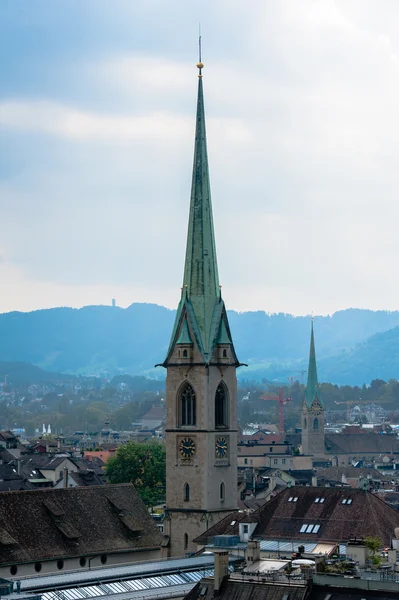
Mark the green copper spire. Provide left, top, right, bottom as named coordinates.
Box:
left=161, top=60, right=239, bottom=366
left=305, top=320, right=321, bottom=406
left=182, top=66, right=220, bottom=338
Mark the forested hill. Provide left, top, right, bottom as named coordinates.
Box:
left=1, top=304, right=399, bottom=385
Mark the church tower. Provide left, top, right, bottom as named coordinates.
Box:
left=301, top=321, right=325, bottom=457
left=160, top=60, right=240, bottom=557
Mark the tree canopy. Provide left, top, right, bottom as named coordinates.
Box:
left=107, top=440, right=166, bottom=505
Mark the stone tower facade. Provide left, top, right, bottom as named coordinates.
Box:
left=159, top=62, right=240, bottom=558
left=301, top=321, right=325, bottom=457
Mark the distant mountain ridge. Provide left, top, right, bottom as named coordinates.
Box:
left=1, top=304, right=399, bottom=385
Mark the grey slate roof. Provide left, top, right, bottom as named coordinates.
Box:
left=0, top=483, right=162, bottom=565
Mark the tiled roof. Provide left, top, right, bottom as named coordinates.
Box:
left=316, top=466, right=387, bottom=482
left=0, top=479, right=33, bottom=492
left=325, top=433, right=399, bottom=454
left=185, top=578, right=307, bottom=600
left=0, top=463, right=24, bottom=480
left=59, top=471, right=104, bottom=487
left=140, top=406, right=165, bottom=421
left=0, top=430, right=19, bottom=442
left=20, top=454, right=77, bottom=470
left=286, top=432, right=399, bottom=455
left=0, top=483, right=162, bottom=565
left=195, top=486, right=399, bottom=546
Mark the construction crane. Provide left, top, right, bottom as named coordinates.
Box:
left=334, top=400, right=361, bottom=420
left=288, top=371, right=307, bottom=386
left=260, top=388, right=291, bottom=434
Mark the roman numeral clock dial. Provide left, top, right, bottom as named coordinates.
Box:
left=179, top=437, right=196, bottom=459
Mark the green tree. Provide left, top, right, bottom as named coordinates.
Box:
left=107, top=441, right=166, bottom=505
left=364, top=536, right=382, bottom=568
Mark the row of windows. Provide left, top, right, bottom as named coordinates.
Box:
left=9, top=556, right=107, bottom=575
left=183, top=482, right=225, bottom=502
left=299, top=524, right=321, bottom=534
left=179, top=382, right=228, bottom=428
left=244, top=458, right=287, bottom=465
left=289, top=497, right=353, bottom=505
left=288, top=496, right=353, bottom=506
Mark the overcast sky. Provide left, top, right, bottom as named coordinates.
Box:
left=2, top=0, right=399, bottom=316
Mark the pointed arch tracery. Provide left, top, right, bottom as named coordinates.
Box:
left=313, top=418, right=319, bottom=430
left=215, top=382, right=229, bottom=428
left=179, top=383, right=196, bottom=426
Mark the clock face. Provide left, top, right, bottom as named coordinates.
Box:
left=311, top=400, right=323, bottom=416
left=215, top=436, right=228, bottom=458
left=179, top=437, right=196, bottom=458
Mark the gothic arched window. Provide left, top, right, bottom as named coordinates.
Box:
left=184, top=483, right=190, bottom=502
left=179, top=383, right=196, bottom=426
left=184, top=533, right=188, bottom=550
left=220, top=482, right=225, bottom=501
left=304, top=418, right=307, bottom=430
left=215, top=382, right=228, bottom=428
left=313, top=418, right=319, bottom=430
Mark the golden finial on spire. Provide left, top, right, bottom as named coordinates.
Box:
left=197, top=31, right=203, bottom=77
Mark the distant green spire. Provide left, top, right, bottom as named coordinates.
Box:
left=162, top=62, right=239, bottom=366
left=305, top=320, right=321, bottom=406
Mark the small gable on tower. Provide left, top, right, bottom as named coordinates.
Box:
left=175, top=317, right=193, bottom=360
left=214, top=313, right=234, bottom=363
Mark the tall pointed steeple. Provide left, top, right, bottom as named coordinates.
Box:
left=162, top=50, right=240, bottom=558
left=183, top=66, right=220, bottom=302
left=163, top=59, right=238, bottom=365
left=305, top=320, right=321, bottom=406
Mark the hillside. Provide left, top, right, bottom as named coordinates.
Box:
left=0, top=361, right=73, bottom=385
left=319, top=326, right=399, bottom=385
left=1, top=304, right=399, bottom=384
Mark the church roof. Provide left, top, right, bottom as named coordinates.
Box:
left=162, top=64, right=238, bottom=366
left=0, top=483, right=161, bottom=565
left=305, top=321, right=321, bottom=407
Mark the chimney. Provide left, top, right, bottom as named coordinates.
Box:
left=57, top=437, right=61, bottom=451
left=213, top=550, right=229, bottom=595
left=246, top=540, right=260, bottom=564
left=63, top=466, right=69, bottom=488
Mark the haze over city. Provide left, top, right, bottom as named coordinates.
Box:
left=2, top=1, right=399, bottom=315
